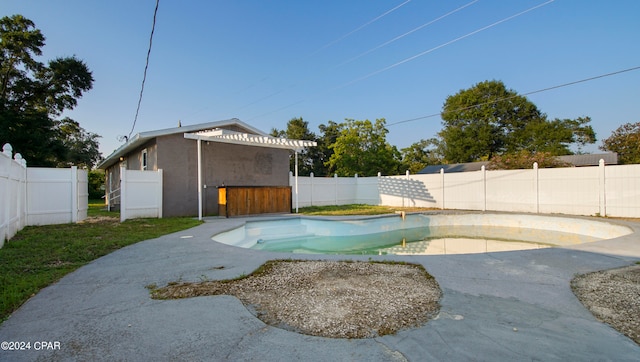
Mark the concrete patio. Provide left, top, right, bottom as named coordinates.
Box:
left=0, top=214, right=639, bottom=361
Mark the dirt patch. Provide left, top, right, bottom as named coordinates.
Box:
left=80, top=216, right=118, bottom=224
left=151, top=260, right=441, bottom=338
left=571, top=264, right=640, bottom=345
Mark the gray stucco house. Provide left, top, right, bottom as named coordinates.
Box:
left=97, top=119, right=315, bottom=217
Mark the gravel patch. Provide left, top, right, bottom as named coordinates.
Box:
left=571, top=264, right=640, bottom=345
left=152, top=260, right=442, bottom=338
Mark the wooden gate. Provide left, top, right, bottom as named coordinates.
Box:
left=218, top=186, right=292, bottom=217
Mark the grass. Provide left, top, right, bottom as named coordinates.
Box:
left=0, top=200, right=202, bottom=323
left=298, top=204, right=436, bottom=216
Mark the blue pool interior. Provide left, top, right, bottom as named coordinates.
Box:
left=211, top=213, right=634, bottom=255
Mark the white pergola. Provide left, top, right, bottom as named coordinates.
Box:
left=184, top=128, right=317, bottom=220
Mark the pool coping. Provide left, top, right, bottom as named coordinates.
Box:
left=211, top=211, right=636, bottom=252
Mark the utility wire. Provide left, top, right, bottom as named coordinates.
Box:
left=244, top=0, right=476, bottom=117
left=310, top=0, right=412, bottom=57
left=211, top=0, right=413, bottom=119
left=248, top=0, right=554, bottom=121
left=333, top=0, right=555, bottom=91
left=127, top=0, right=160, bottom=140
left=387, top=65, right=640, bottom=126
left=335, top=0, right=480, bottom=68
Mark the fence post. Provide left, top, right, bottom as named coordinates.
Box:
left=71, top=166, right=78, bottom=223
left=309, top=172, right=314, bottom=207
left=533, top=162, right=539, bottom=214
left=481, top=165, right=487, bottom=212
left=157, top=169, right=163, bottom=218
left=15, top=153, right=26, bottom=235
left=120, top=166, right=127, bottom=222
left=598, top=159, right=606, bottom=217
left=334, top=173, right=338, bottom=205
left=2, top=144, right=12, bottom=243
left=404, top=170, right=410, bottom=208
left=440, top=168, right=445, bottom=210
left=377, top=172, right=382, bottom=206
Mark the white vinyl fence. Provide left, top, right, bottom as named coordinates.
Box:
left=27, top=167, right=88, bottom=225
left=1, top=143, right=88, bottom=246
left=290, top=161, right=640, bottom=218
left=1, top=144, right=27, bottom=245
left=119, top=167, right=163, bottom=222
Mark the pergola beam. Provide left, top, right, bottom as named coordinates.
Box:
left=184, top=129, right=316, bottom=150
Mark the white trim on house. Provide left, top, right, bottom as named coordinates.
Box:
left=141, top=148, right=148, bottom=170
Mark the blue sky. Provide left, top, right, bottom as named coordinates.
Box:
left=3, top=0, right=639, bottom=158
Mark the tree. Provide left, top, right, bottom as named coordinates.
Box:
left=400, top=138, right=443, bottom=174
left=520, top=117, right=596, bottom=155
left=327, top=118, right=400, bottom=176
left=439, top=80, right=595, bottom=163
left=55, top=117, right=102, bottom=168
left=316, top=120, right=341, bottom=175
left=0, top=15, right=96, bottom=167
left=0, top=108, right=64, bottom=166
left=88, top=169, right=105, bottom=199
left=271, top=117, right=321, bottom=176
left=600, top=122, right=640, bottom=164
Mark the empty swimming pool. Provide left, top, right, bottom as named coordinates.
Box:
left=211, top=213, right=633, bottom=255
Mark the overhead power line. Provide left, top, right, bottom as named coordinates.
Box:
left=213, top=0, right=413, bottom=119
left=310, top=0, right=412, bottom=56
left=127, top=0, right=160, bottom=140
left=387, top=65, right=640, bottom=127
left=335, top=0, right=479, bottom=68
left=249, top=0, right=554, bottom=121
left=245, top=0, right=477, bottom=117
left=334, top=0, right=555, bottom=91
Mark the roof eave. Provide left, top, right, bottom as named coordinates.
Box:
left=97, top=118, right=262, bottom=169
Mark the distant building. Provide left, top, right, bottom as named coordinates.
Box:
left=418, top=153, right=618, bottom=174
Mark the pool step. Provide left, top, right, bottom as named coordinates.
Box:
left=245, top=223, right=309, bottom=239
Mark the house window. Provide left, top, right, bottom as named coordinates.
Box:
left=141, top=149, right=148, bottom=170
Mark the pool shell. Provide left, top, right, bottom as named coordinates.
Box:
left=211, top=212, right=634, bottom=255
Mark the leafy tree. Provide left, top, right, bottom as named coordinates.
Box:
left=487, top=151, right=570, bottom=170
left=327, top=118, right=400, bottom=176
left=520, top=116, right=596, bottom=155
left=55, top=117, right=102, bottom=168
left=0, top=108, right=64, bottom=165
left=88, top=169, right=105, bottom=199
left=316, top=120, right=341, bottom=175
left=271, top=117, right=321, bottom=176
left=439, top=80, right=595, bottom=163
left=0, top=14, right=96, bottom=167
left=400, top=138, right=443, bottom=174
left=600, top=122, right=640, bottom=164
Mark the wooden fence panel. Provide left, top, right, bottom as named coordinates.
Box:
left=219, top=186, right=291, bottom=217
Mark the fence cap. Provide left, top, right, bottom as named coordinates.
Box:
left=2, top=143, right=12, bottom=155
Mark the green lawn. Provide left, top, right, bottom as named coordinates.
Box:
left=0, top=200, right=202, bottom=323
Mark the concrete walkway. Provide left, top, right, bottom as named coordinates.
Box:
left=1, top=215, right=639, bottom=361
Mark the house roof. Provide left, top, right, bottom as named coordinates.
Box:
left=418, top=153, right=618, bottom=174
left=419, top=161, right=490, bottom=174
left=557, top=153, right=618, bottom=166
left=97, top=118, right=270, bottom=169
